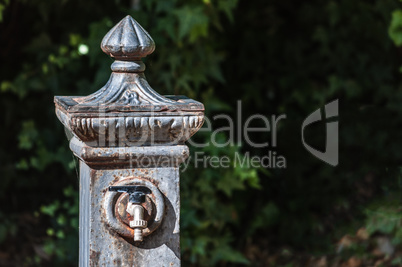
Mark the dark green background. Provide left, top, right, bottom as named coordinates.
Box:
left=1, top=0, right=402, bottom=266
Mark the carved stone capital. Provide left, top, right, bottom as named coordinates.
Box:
left=54, top=15, right=204, bottom=147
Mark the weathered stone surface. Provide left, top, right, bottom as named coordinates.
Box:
left=79, top=156, right=182, bottom=266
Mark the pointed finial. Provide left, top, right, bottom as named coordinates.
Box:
left=101, top=15, right=155, bottom=60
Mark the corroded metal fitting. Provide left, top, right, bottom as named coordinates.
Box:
left=127, top=203, right=147, bottom=241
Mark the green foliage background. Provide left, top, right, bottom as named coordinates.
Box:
left=1, top=0, right=402, bottom=266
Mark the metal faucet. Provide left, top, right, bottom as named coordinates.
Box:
left=109, top=186, right=151, bottom=242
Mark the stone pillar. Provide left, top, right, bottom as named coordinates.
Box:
left=54, top=15, right=204, bottom=266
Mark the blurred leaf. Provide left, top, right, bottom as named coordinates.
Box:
left=174, top=5, right=209, bottom=42
left=389, top=10, right=402, bottom=46
left=18, top=121, right=38, bottom=150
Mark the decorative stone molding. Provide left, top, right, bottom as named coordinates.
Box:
left=69, top=138, right=189, bottom=168
left=57, top=110, right=204, bottom=147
